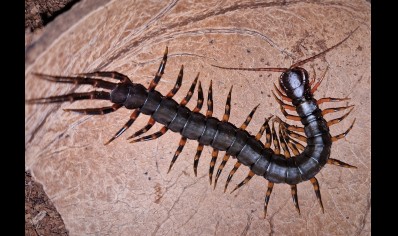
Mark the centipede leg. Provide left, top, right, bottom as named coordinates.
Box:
left=322, top=105, right=355, bottom=116
left=214, top=104, right=261, bottom=189
left=180, top=73, right=199, bottom=106
left=272, top=90, right=296, bottom=111
left=264, top=182, right=274, bottom=218
left=280, top=127, right=300, bottom=155
left=165, top=65, right=184, bottom=98
left=317, top=97, right=350, bottom=105
left=327, top=158, right=357, bottom=168
left=168, top=137, right=187, bottom=173
left=193, top=144, right=204, bottom=177
left=224, top=161, right=241, bottom=193
left=209, top=149, right=219, bottom=185
left=213, top=154, right=230, bottom=189
left=209, top=86, right=233, bottom=184
left=129, top=126, right=169, bottom=143
left=310, top=177, right=324, bottom=213
left=126, top=66, right=184, bottom=140
left=284, top=129, right=307, bottom=143
left=148, top=47, right=168, bottom=91
left=254, top=115, right=269, bottom=141
left=274, top=116, right=304, bottom=133
left=290, top=185, right=301, bottom=215
left=26, top=91, right=111, bottom=104
left=271, top=121, right=281, bottom=154
left=169, top=80, right=204, bottom=172
left=192, top=81, right=204, bottom=112
left=108, top=65, right=184, bottom=144
left=65, top=103, right=123, bottom=115
left=263, top=116, right=273, bottom=148
left=241, top=104, right=260, bottom=130
left=274, top=117, right=301, bottom=154
left=77, top=71, right=130, bottom=83
left=126, top=117, right=156, bottom=139
left=193, top=80, right=212, bottom=176
left=327, top=107, right=354, bottom=127
left=311, top=66, right=328, bottom=94
left=278, top=124, right=291, bottom=158
left=279, top=105, right=302, bottom=122
left=105, top=109, right=141, bottom=145
left=32, top=73, right=117, bottom=90
left=273, top=83, right=292, bottom=103
left=331, top=118, right=356, bottom=142
left=231, top=170, right=255, bottom=193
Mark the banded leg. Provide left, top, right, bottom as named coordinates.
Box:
left=148, top=47, right=168, bottom=91
left=280, top=127, right=300, bottom=155
left=331, top=119, right=356, bottom=142
left=169, top=81, right=204, bottom=172
left=65, top=103, right=123, bottom=115
left=322, top=105, right=355, bottom=116
left=317, top=97, right=350, bottom=105
left=126, top=117, right=155, bottom=139
left=263, top=116, right=273, bottom=148
left=327, top=158, right=357, bottom=168
left=290, top=185, right=301, bottom=215
left=311, top=66, right=328, bottom=94
left=284, top=129, right=307, bottom=143
left=180, top=73, right=199, bottom=106
left=271, top=121, right=281, bottom=154
left=310, top=177, right=324, bottom=213
left=230, top=170, right=255, bottom=193
left=214, top=105, right=262, bottom=189
left=264, top=182, right=274, bottom=218
left=272, top=90, right=296, bottom=111
left=32, top=73, right=117, bottom=90
left=209, top=149, right=219, bottom=185
left=130, top=69, right=195, bottom=144
left=168, top=137, right=187, bottom=173
left=206, top=80, right=213, bottom=117
left=165, top=65, right=184, bottom=98
left=193, top=80, right=212, bottom=176
left=278, top=125, right=291, bottom=158
left=193, top=144, right=204, bottom=177
left=279, top=105, right=301, bottom=122
left=26, top=91, right=110, bottom=104
left=126, top=66, right=184, bottom=140
left=274, top=117, right=301, bottom=155
left=327, top=107, right=354, bottom=127
left=273, top=83, right=292, bottom=103
left=105, top=109, right=141, bottom=145
left=130, top=126, right=169, bottom=143
left=274, top=116, right=305, bottom=133
left=77, top=71, right=130, bottom=83
left=213, top=153, right=230, bottom=189
left=224, top=161, right=241, bottom=193
left=209, top=86, right=233, bottom=185
left=108, top=66, right=184, bottom=144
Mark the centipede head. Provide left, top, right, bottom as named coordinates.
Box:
left=279, top=67, right=311, bottom=101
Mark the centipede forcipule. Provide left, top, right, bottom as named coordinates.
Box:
left=26, top=27, right=358, bottom=217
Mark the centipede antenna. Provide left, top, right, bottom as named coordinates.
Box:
left=290, top=26, right=360, bottom=68
left=211, top=65, right=288, bottom=72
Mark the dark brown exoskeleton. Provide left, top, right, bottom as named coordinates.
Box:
left=26, top=27, right=358, bottom=217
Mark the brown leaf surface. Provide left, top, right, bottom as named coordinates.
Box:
left=25, top=0, right=370, bottom=235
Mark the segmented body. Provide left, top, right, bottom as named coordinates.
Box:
left=27, top=31, right=357, bottom=215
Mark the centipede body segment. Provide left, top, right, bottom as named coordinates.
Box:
left=26, top=28, right=358, bottom=217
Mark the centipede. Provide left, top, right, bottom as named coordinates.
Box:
left=25, top=27, right=358, bottom=217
